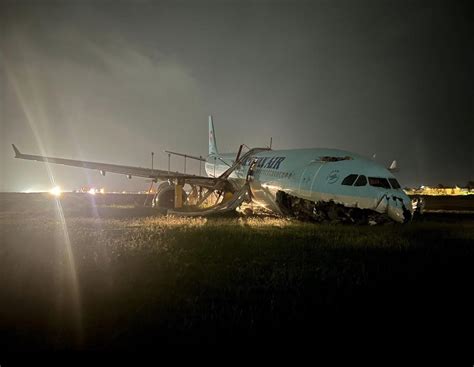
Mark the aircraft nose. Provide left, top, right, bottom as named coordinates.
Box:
left=387, top=194, right=413, bottom=223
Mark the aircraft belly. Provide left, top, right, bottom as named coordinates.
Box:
left=244, top=177, right=380, bottom=216
left=298, top=189, right=379, bottom=212
left=296, top=189, right=409, bottom=223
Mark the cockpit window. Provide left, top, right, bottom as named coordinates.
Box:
left=354, top=175, right=367, bottom=186
left=388, top=178, right=401, bottom=189
left=368, top=177, right=391, bottom=189
left=341, top=174, right=358, bottom=186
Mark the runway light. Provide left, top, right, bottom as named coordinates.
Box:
left=88, top=188, right=97, bottom=195
left=49, top=186, right=62, bottom=197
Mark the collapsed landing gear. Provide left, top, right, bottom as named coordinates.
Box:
left=149, top=178, right=248, bottom=216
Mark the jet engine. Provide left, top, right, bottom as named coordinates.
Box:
left=152, top=182, right=187, bottom=209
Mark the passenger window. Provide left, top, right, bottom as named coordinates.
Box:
left=388, top=178, right=401, bottom=189
left=354, top=175, right=367, bottom=186
left=368, top=177, right=391, bottom=189
left=341, top=174, right=358, bottom=186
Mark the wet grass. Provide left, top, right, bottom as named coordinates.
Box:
left=0, top=194, right=474, bottom=350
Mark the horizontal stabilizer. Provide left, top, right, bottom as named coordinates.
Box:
left=164, top=150, right=206, bottom=162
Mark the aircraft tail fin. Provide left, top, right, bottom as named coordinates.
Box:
left=388, top=160, right=399, bottom=172
left=208, top=115, right=218, bottom=156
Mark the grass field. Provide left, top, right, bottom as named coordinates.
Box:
left=1, top=193, right=473, bottom=351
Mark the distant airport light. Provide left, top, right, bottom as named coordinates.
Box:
left=88, top=188, right=97, bottom=195
left=404, top=185, right=472, bottom=196
left=49, top=186, right=62, bottom=197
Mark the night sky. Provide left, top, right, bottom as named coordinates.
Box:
left=1, top=0, right=472, bottom=192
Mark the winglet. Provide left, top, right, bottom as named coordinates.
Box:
left=12, top=144, right=21, bottom=158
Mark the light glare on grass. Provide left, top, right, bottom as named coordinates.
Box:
left=49, top=186, right=62, bottom=197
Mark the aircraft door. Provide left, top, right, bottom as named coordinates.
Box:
left=298, top=162, right=323, bottom=198
left=309, top=162, right=326, bottom=193
left=311, top=162, right=339, bottom=193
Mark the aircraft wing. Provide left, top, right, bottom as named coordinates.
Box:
left=12, top=144, right=222, bottom=187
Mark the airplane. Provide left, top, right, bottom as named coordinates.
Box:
left=12, top=116, right=413, bottom=224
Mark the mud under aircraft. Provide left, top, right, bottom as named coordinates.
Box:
left=12, top=116, right=413, bottom=223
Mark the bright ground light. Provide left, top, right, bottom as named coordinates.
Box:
left=49, top=186, right=62, bottom=197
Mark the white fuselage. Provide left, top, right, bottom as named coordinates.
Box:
left=205, top=148, right=412, bottom=223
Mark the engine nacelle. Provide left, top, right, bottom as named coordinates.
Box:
left=152, top=182, right=187, bottom=209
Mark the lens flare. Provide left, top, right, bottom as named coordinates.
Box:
left=6, top=60, right=83, bottom=346
left=49, top=186, right=62, bottom=197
